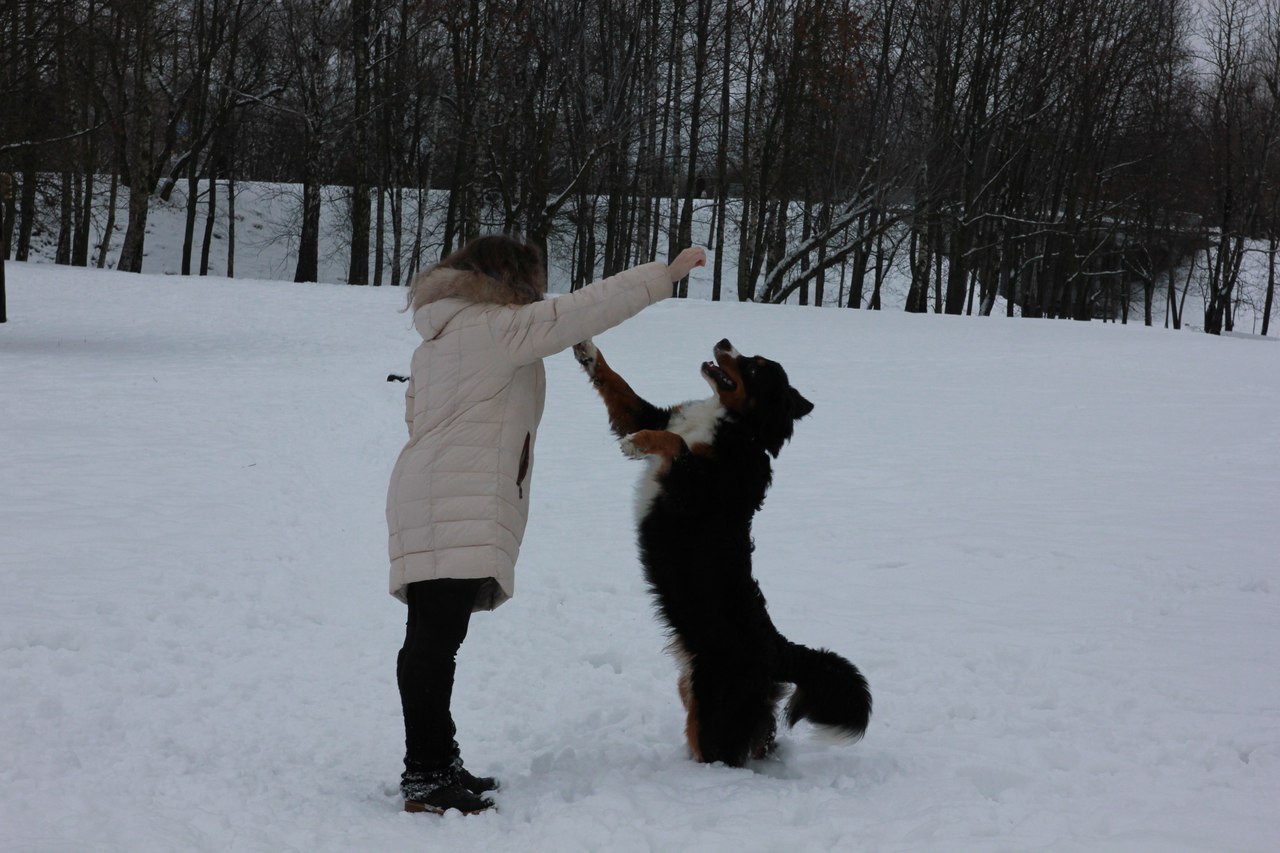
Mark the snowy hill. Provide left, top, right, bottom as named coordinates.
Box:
left=19, top=177, right=1279, bottom=332
left=2, top=262, right=1278, bottom=852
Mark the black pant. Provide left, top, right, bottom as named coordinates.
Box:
left=398, top=578, right=485, bottom=774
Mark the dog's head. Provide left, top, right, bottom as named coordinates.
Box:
left=700, top=339, right=814, bottom=457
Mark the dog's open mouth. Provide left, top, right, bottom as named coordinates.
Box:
left=702, top=361, right=737, bottom=391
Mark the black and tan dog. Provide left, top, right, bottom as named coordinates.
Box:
left=574, top=338, right=871, bottom=767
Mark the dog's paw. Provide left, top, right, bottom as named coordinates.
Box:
left=619, top=433, right=648, bottom=459
left=572, top=340, right=599, bottom=378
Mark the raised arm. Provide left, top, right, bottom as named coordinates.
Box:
left=487, top=248, right=706, bottom=366
left=487, top=262, right=670, bottom=366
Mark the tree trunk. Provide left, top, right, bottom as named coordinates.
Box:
left=711, top=1, right=732, bottom=303
left=410, top=190, right=424, bottom=278
left=73, top=166, right=93, bottom=267
left=798, top=201, right=812, bottom=306
left=295, top=186, right=321, bottom=282
left=871, top=226, right=886, bottom=310
left=390, top=185, right=403, bottom=287
left=735, top=39, right=756, bottom=302
left=945, top=224, right=970, bottom=315
left=16, top=166, right=35, bottom=261
left=1204, top=234, right=1244, bottom=335
left=905, top=225, right=929, bottom=313
left=0, top=175, right=9, bottom=323
left=181, top=164, right=201, bottom=275
left=98, top=170, right=119, bottom=269
left=347, top=0, right=371, bottom=285
left=374, top=183, right=385, bottom=286
left=73, top=2, right=99, bottom=269
left=675, top=0, right=710, bottom=298
left=295, top=127, right=322, bottom=283
left=200, top=170, right=217, bottom=276
left=117, top=184, right=152, bottom=273
left=1263, top=235, right=1276, bottom=336
left=849, top=211, right=871, bottom=309
left=56, top=172, right=73, bottom=264
left=2, top=175, right=15, bottom=264
left=932, top=225, right=944, bottom=312
left=226, top=140, right=236, bottom=278
left=815, top=203, right=830, bottom=307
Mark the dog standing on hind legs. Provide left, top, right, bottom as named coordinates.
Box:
left=573, top=337, right=872, bottom=767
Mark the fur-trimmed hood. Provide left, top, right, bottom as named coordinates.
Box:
left=410, top=266, right=542, bottom=339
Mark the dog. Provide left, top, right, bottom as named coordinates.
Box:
left=573, top=337, right=871, bottom=767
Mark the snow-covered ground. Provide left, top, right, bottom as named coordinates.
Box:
left=2, top=261, right=1278, bottom=852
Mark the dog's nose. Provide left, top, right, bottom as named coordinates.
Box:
left=716, top=338, right=733, bottom=352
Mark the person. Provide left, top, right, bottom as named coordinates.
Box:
left=387, top=234, right=707, bottom=815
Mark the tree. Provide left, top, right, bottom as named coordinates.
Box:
left=0, top=171, right=10, bottom=323
left=1254, top=0, right=1280, bottom=334
left=276, top=0, right=353, bottom=283
left=1197, top=0, right=1276, bottom=334
left=109, top=0, right=198, bottom=273
left=347, top=0, right=371, bottom=285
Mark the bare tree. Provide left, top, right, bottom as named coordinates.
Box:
left=275, top=0, right=353, bottom=283
left=347, top=0, right=371, bottom=284
left=0, top=171, right=10, bottom=322
left=1196, top=0, right=1278, bottom=334
left=108, top=0, right=199, bottom=273
left=1253, top=0, right=1280, bottom=334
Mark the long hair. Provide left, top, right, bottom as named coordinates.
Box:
left=406, top=234, right=546, bottom=312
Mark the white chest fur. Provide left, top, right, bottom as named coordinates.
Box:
left=633, top=397, right=726, bottom=518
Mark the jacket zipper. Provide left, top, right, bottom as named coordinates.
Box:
left=517, top=432, right=530, bottom=499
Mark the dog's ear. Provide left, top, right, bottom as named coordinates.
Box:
left=791, top=388, right=814, bottom=420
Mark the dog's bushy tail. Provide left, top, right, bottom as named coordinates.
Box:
left=781, top=641, right=872, bottom=741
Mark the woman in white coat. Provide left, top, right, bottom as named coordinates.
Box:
left=389, top=233, right=706, bottom=814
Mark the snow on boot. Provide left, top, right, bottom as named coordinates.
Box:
left=404, top=781, right=494, bottom=815
left=402, top=768, right=494, bottom=815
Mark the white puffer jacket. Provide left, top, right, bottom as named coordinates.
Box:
left=387, top=262, right=671, bottom=610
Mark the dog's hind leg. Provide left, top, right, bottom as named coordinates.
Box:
left=677, top=669, right=704, bottom=762
left=750, top=696, right=780, bottom=760
left=573, top=340, right=669, bottom=436
left=669, top=640, right=704, bottom=760
left=686, top=660, right=777, bottom=768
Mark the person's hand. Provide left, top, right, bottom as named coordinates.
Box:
left=666, top=247, right=707, bottom=282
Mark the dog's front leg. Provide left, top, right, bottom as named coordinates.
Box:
left=619, top=429, right=690, bottom=462
left=573, top=340, right=669, bottom=437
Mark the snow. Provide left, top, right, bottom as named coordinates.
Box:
left=2, top=261, right=1279, bottom=852
left=19, top=177, right=1278, bottom=332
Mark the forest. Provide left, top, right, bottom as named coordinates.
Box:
left=2, top=0, right=1279, bottom=333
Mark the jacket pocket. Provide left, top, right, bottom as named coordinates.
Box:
left=517, top=432, right=531, bottom=499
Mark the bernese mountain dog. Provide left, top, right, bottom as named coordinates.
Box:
left=573, top=337, right=871, bottom=767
